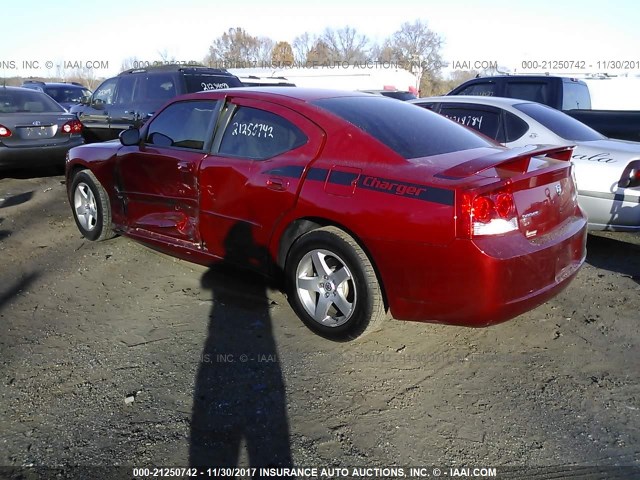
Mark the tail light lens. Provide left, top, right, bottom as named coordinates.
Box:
left=62, top=119, right=82, bottom=134
left=618, top=160, right=640, bottom=189
left=458, top=183, right=519, bottom=238
left=0, top=124, right=12, bottom=138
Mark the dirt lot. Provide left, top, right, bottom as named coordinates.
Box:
left=0, top=169, right=639, bottom=477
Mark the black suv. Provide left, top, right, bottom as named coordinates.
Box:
left=20, top=81, right=92, bottom=110
left=71, top=65, right=243, bottom=142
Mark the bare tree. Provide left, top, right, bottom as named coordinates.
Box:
left=255, top=37, right=275, bottom=64
left=67, top=67, right=100, bottom=90
left=386, top=20, right=444, bottom=73
left=321, top=26, right=370, bottom=63
left=292, top=32, right=315, bottom=64
left=120, top=57, right=141, bottom=72
left=382, top=20, right=445, bottom=95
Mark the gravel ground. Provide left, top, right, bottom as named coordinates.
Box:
left=0, top=169, right=638, bottom=479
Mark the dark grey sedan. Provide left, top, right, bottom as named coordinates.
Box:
left=0, top=86, right=84, bottom=170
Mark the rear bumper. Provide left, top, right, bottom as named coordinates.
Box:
left=0, top=138, right=84, bottom=169
left=370, top=215, right=588, bottom=326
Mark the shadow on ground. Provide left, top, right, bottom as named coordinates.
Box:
left=190, top=222, right=292, bottom=470
left=586, top=233, right=640, bottom=284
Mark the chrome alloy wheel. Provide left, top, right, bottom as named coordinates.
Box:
left=73, top=182, right=98, bottom=232
left=295, top=249, right=357, bottom=327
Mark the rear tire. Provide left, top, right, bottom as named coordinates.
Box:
left=285, top=226, right=386, bottom=340
left=70, top=170, right=115, bottom=241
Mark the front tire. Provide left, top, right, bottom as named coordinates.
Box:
left=286, top=226, right=386, bottom=340
left=70, top=170, right=115, bottom=241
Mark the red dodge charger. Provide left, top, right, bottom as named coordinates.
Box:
left=66, top=88, right=587, bottom=339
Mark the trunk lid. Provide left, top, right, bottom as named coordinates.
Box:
left=0, top=113, right=78, bottom=147
left=436, top=145, right=580, bottom=239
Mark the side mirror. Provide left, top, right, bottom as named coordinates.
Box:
left=92, top=98, right=105, bottom=110
left=80, top=96, right=90, bottom=106
left=120, top=128, right=141, bottom=146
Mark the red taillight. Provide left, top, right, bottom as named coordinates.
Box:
left=619, top=161, right=640, bottom=189
left=458, top=184, right=519, bottom=238
left=0, top=124, right=11, bottom=138
left=495, top=193, right=514, bottom=218
left=62, top=119, right=82, bottom=134
left=472, top=196, right=493, bottom=222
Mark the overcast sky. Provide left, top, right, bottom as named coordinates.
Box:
left=2, top=0, right=638, bottom=78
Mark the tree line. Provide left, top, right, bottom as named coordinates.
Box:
left=202, top=20, right=460, bottom=95
left=3, top=20, right=481, bottom=96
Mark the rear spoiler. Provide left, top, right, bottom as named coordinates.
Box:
left=435, top=145, right=575, bottom=180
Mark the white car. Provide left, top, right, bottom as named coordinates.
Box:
left=411, top=96, right=640, bottom=232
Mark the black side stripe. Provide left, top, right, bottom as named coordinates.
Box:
left=262, top=166, right=454, bottom=206
left=358, top=175, right=454, bottom=206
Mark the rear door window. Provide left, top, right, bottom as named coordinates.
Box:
left=218, top=106, right=308, bottom=160
left=439, top=104, right=503, bottom=142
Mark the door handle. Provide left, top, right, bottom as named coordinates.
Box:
left=266, top=177, right=288, bottom=191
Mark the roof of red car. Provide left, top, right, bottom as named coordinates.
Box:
left=191, top=87, right=374, bottom=103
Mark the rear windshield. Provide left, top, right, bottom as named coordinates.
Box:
left=514, top=102, right=605, bottom=141
left=313, top=96, right=492, bottom=159
left=0, top=89, right=65, bottom=113
left=184, top=74, right=243, bottom=93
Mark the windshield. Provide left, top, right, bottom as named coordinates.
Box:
left=514, top=102, right=605, bottom=141
left=45, top=86, right=91, bottom=104
left=0, top=89, right=65, bottom=113
left=313, top=96, right=492, bottom=159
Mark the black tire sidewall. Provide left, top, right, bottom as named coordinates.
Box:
left=71, top=172, right=104, bottom=241
left=286, top=230, right=375, bottom=339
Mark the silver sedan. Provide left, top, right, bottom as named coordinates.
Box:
left=411, top=95, right=640, bottom=232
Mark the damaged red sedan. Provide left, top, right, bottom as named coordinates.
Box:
left=66, top=88, right=587, bottom=339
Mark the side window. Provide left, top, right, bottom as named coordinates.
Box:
left=415, top=102, right=439, bottom=112
left=506, top=82, right=549, bottom=105
left=92, top=78, right=118, bottom=105
left=114, top=76, right=138, bottom=105
left=440, top=105, right=501, bottom=141
left=456, top=82, right=497, bottom=96
left=562, top=81, right=591, bottom=110
left=145, top=100, right=219, bottom=150
left=504, top=111, right=529, bottom=142
left=218, top=106, right=308, bottom=160
left=143, top=74, right=177, bottom=101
